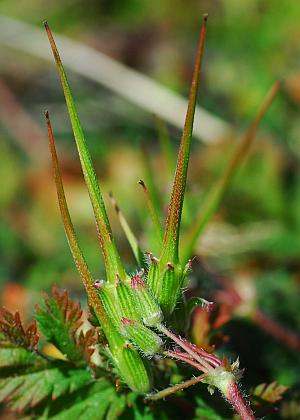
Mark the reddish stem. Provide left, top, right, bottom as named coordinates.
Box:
left=226, top=380, right=255, bottom=420
left=165, top=350, right=208, bottom=372
left=254, top=310, right=300, bottom=351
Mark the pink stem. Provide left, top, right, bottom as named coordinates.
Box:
left=226, top=380, right=255, bottom=420
left=159, top=324, right=214, bottom=373
left=165, top=350, right=208, bottom=372
left=254, top=310, right=300, bottom=351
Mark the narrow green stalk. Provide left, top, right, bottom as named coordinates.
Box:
left=44, top=22, right=126, bottom=284
left=46, top=111, right=152, bottom=393
left=181, top=80, right=281, bottom=263
left=45, top=111, right=105, bottom=325
left=141, top=145, right=162, bottom=216
left=109, top=192, right=145, bottom=268
left=148, top=374, right=205, bottom=401
left=138, top=179, right=163, bottom=244
left=160, top=15, right=208, bottom=266
left=46, top=109, right=123, bottom=352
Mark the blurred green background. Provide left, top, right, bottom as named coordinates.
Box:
left=0, top=1, right=300, bottom=417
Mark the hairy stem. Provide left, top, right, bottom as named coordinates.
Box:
left=158, top=324, right=213, bottom=373
left=148, top=374, right=205, bottom=401
left=225, top=380, right=255, bottom=420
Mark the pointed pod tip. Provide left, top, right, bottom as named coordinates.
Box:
left=108, top=191, right=120, bottom=214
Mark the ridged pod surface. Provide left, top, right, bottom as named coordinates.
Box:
left=131, top=274, right=162, bottom=326
left=121, top=318, right=162, bottom=356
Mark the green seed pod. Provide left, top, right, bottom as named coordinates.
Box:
left=131, top=273, right=162, bottom=327
left=147, top=255, right=185, bottom=316
left=147, top=259, right=185, bottom=317
left=121, top=318, right=162, bottom=356
left=115, top=282, right=141, bottom=321
left=110, top=340, right=152, bottom=393
left=95, top=290, right=152, bottom=393
left=146, top=254, right=160, bottom=298
left=159, top=263, right=184, bottom=316
left=98, top=285, right=120, bottom=328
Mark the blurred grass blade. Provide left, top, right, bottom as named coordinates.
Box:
left=160, top=15, right=208, bottom=265
left=155, top=116, right=176, bottom=177
left=0, top=78, right=48, bottom=164
left=109, top=192, right=146, bottom=268
left=141, top=145, right=162, bottom=217
left=44, top=22, right=126, bottom=284
left=0, top=15, right=231, bottom=144
left=181, top=81, right=281, bottom=263
left=138, top=179, right=163, bottom=245
left=45, top=111, right=105, bottom=324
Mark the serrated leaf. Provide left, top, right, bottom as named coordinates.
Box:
left=49, top=380, right=122, bottom=420
left=0, top=308, right=40, bottom=369
left=36, top=286, right=85, bottom=362
left=76, top=328, right=97, bottom=366
left=252, top=381, right=287, bottom=404
left=0, top=308, right=39, bottom=350
left=0, top=362, right=92, bottom=412
left=0, top=347, right=39, bottom=367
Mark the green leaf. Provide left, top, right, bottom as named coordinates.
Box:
left=49, top=380, right=119, bottom=420
left=0, top=308, right=40, bottom=368
left=252, top=381, right=288, bottom=404
left=0, top=308, right=137, bottom=417
left=195, top=397, right=226, bottom=420
left=0, top=307, right=95, bottom=414
left=127, top=393, right=155, bottom=420
left=44, top=22, right=126, bottom=284
left=0, top=347, right=39, bottom=367
left=0, top=362, right=92, bottom=412
left=105, top=393, right=126, bottom=420
left=0, top=307, right=39, bottom=350
left=36, top=286, right=94, bottom=363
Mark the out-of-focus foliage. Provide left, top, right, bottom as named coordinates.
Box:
left=0, top=0, right=300, bottom=418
